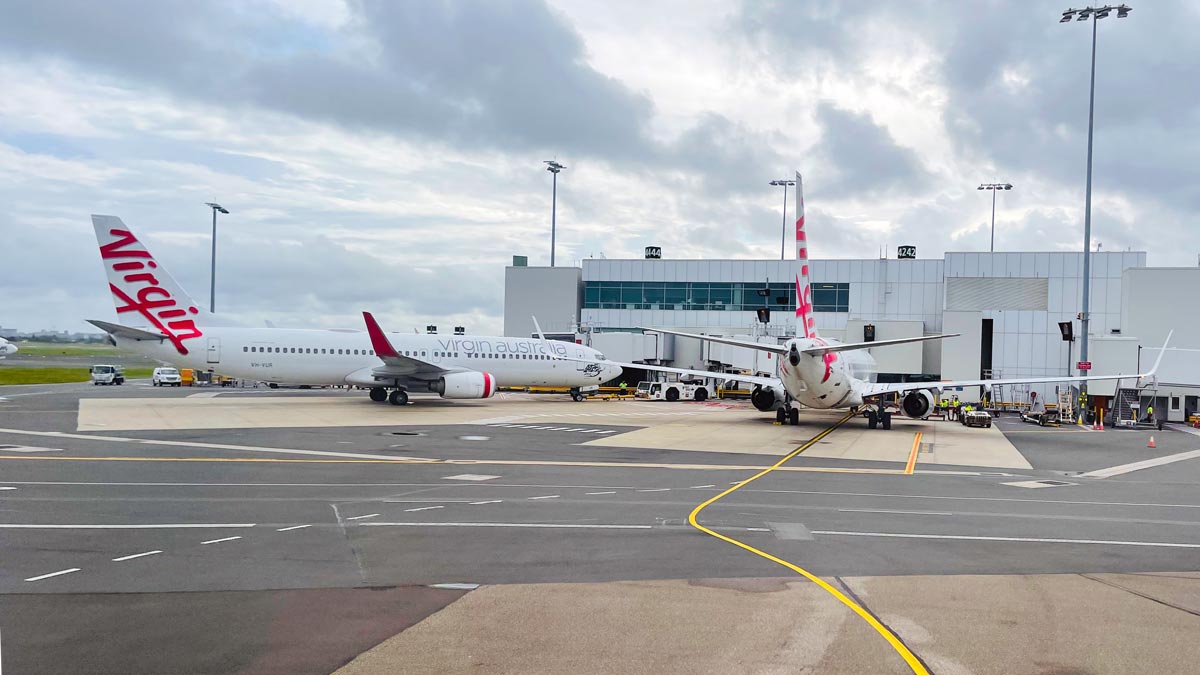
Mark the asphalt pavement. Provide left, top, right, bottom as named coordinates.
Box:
left=1, top=385, right=1198, bottom=674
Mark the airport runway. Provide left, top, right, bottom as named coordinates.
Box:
left=1, top=384, right=1199, bottom=673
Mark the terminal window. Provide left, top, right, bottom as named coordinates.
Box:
left=583, top=281, right=849, bottom=312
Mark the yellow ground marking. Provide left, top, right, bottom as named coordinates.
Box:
left=0, top=454, right=910, bottom=474
left=687, top=411, right=930, bottom=675
left=904, top=432, right=922, bottom=475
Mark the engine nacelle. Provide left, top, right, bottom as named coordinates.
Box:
left=433, top=371, right=497, bottom=399
left=901, top=390, right=935, bottom=419
left=751, top=384, right=788, bottom=412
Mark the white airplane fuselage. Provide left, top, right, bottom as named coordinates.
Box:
left=116, top=327, right=617, bottom=389
left=778, top=336, right=875, bottom=409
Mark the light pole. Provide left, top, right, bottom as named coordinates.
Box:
left=977, top=182, right=1013, bottom=252
left=544, top=160, right=565, bottom=266
left=769, top=179, right=796, bottom=260
left=1060, top=4, right=1131, bottom=381
left=205, top=202, right=228, bottom=313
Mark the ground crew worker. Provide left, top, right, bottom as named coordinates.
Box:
left=951, top=396, right=961, bottom=421
left=962, top=403, right=974, bottom=424
left=1146, top=404, right=1154, bottom=423
left=619, top=380, right=628, bottom=396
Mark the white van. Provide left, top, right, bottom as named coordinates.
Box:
left=152, top=367, right=182, bottom=387
left=90, top=365, right=125, bottom=386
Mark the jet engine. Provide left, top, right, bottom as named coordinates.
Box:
left=751, top=384, right=787, bottom=412
left=901, top=390, right=935, bottom=419
left=432, top=371, right=497, bottom=399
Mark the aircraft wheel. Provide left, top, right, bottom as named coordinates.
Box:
left=788, top=407, right=800, bottom=426
left=866, top=410, right=877, bottom=429
left=776, top=407, right=787, bottom=424
left=369, top=387, right=387, bottom=402
left=388, top=389, right=408, bottom=406
left=665, top=387, right=680, bottom=402
left=881, top=412, right=892, bottom=430
left=694, top=388, right=708, bottom=402
left=572, top=392, right=585, bottom=402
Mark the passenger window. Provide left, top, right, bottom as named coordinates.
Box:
left=370, top=350, right=374, bottom=356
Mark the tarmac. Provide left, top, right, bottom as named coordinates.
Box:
left=1, top=381, right=1199, bottom=673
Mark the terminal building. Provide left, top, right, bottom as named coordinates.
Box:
left=504, top=249, right=1200, bottom=422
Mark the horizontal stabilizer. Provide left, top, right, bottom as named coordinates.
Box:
left=86, top=320, right=167, bottom=342
left=801, top=333, right=959, bottom=355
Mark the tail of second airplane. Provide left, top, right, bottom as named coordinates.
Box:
left=91, top=214, right=234, bottom=355
left=793, top=171, right=820, bottom=340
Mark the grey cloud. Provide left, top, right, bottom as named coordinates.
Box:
left=809, top=102, right=932, bottom=199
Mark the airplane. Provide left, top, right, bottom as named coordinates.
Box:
left=87, top=215, right=622, bottom=405
left=605, top=172, right=1169, bottom=429
left=0, top=337, right=16, bottom=358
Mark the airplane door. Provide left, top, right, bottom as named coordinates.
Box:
left=206, top=337, right=221, bottom=364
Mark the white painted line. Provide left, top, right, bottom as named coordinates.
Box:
left=528, top=495, right=559, bottom=500
left=443, top=474, right=501, bottom=482
left=404, top=506, right=444, bottom=512
left=561, top=428, right=587, bottom=432
left=458, top=435, right=491, bottom=441
left=579, top=429, right=605, bottom=433
left=200, top=536, right=242, bottom=545
left=637, top=488, right=670, bottom=492
left=811, top=530, right=1200, bottom=549
left=0, top=523, right=256, bottom=529
left=544, top=427, right=571, bottom=431
left=528, top=426, right=554, bottom=430
left=0, top=428, right=424, bottom=461
left=337, top=441, right=353, bottom=444
left=594, top=430, right=617, bottom=434
left=0, top=487, right=15, bottom=491
left=585, top=491, right=616, bottom=495
left=469, top=500, right=503, bottom=505
left=1079, top=449, right=1200, bottom=479
left=276, top=524, right=312, bottom=531
left=746, top=527, right=772, bottom=532
left=431, top=583, right=480, bottom=590
left=744, top=489, right=1200, bottom=511
left=361, top=522, right=654, bottom=530
left=24, top=568, right=81, bottom=582
left=838, top=509, right=954, bottom=516
left=1002, top=480, right=1074, bottom=489
left=0, top=446, right=62, bottom=453
left=112, top=550, right=162, bottom=562
left=690, top=485, right=715, bottom=489
left=346, top=513, right=380, bottom=520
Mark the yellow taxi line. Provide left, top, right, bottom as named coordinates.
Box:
left=688, top=411, right=930, bottom=674
left=904, top=432, right=922, bottom=475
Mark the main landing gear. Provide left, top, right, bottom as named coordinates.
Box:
left=369, top=386, right=408, bottom=406
left=865, top=402, right=892, bottom=430
left=776, top=406, right=800, bottom=426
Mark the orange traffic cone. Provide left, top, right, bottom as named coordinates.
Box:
left=1148, top=436, right=1156, bottom=449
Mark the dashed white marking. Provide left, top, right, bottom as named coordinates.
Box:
left=690, top=485, right=715, bottom=489
left=585, top=491, right=616, bottom=495
left=443, top=474, right=501, bottom=482
left=112, top=550, right=162, bottom=562
left=431, top=583, right=480, bottom=590
left=637, top=488, right=670, bottom=492
left=200, top=536, right=241, bottom=545
left=404, top=506, right=444, bottom=512
left=277, top=524, right=312, bottom=531
left=469, top=500, right=503, bottom=505
left=0, top=487, right=16, bottom=491
left=594, top=430, right=617, bottom=434
left=528, top=495, right=559, bottom=500
left=838, top=509, right=954, bottom=516
left=0, top=523, right=254, bottom=529
left=458, top=435, right=491, bottom=441
left=25, top=568, right=81, bottom=582
left=362, top=522, right=653, bottom=530
left=811, top=530, right=1200, bottom=548
left=346, top=513, right=380, bottom=520
left=0, top=446, right=62, bottom=453
left=747, top=527, right=772, bottom=532
left=336, top=441, right=353, bottom=444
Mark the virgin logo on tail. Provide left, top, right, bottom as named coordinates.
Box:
left=100, top=229, right=203, bottom=355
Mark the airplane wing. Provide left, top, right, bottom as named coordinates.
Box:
left=621, top=361, right=782, bottom=389
left=862, top=330, right=1174, bottom=398
left=637, top=327, right=787, bottom=355
left=801, top=334, right=959, bottom=355
left=362, top=311, right=454, bottom=380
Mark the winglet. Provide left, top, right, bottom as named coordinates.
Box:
left=531, top=315, right=561, bottom=360
left=1143, top=330, right=1173, bottom=380
left=362, top=312, right=399, bottom=358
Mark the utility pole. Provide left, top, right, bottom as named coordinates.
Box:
left=769, top=179, right=796, bottom=260
left=204, top=202, right=229, bottom=312
left=544, top=161, right=565, bottom=266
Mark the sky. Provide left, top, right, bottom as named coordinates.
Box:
left=1, top=0, right=1196, bottom=335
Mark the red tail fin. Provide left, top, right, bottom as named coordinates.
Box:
left=793, top=173, right=818, bottom=339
